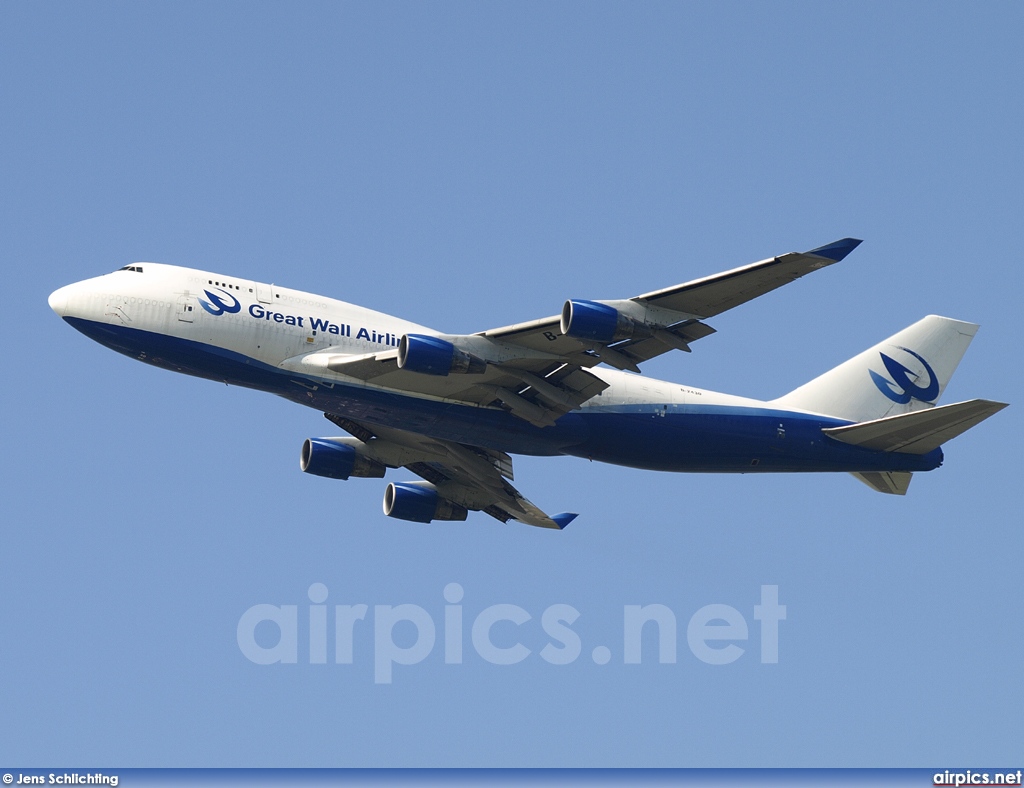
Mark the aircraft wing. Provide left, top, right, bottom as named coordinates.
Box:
left=286, top=239, right=861, bottom=427
left=481, top=237, right=861, bottom=365
left=323, top=413, right=576, bottom=529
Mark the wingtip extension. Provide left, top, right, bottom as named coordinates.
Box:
left=551, top=512, right=578, bottom=530
left=806, top=237, right=863, bottom=262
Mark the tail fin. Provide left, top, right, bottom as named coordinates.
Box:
left=851, top=471, right=914, bottom=495
left=772, top=315, right=979, bottom=422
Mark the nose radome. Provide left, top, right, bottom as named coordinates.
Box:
left=48, top=286, right=70, bottom=317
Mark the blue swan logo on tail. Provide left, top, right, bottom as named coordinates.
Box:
left=870, top=347, right=939, bottom=404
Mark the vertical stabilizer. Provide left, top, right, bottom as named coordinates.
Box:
left=773, top=316, right=979, bottom=423
left=851, top=471, right=913, bottom=495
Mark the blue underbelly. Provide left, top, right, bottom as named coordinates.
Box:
left=65, top=317, right=943, bottom=474
left=567, top=406, right=942, bottom=473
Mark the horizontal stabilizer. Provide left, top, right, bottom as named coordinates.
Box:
left=851, top=471, right=913, bottom=495
left=824, top=399, right=1008, bottom=455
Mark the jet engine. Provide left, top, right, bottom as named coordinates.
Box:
left=382, top=481, right=468, bottom=523
left=397, top=334, right=486, bottom=376
left=300, top=438, right=386, bottom=480
left=560, top=299, right=640, bottom=343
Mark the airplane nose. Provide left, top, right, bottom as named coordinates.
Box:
left=48, top=286, right=70, bottom=317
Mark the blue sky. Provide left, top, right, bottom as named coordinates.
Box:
left=2, top=1, right=1021, bottom=768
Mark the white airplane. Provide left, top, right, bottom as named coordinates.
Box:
left=49, top=239, right=1006, bottom=529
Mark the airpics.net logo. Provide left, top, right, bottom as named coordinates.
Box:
left=236, top=583, right=786, bottom=684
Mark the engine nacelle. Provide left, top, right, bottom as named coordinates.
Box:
left=560, top=300, right=639, bottom=343
left=382, top=482, right=468, bottom=523
left=398, top=334, right=486, bottom=376
left=300, top=438, right=386, bottom=480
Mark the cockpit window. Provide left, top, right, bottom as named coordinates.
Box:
left=117, top=265, right=144, bottom=273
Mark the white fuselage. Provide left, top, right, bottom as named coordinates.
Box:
left=51, top=262, right=936, bottom=476
left=49, top=262, right=763, bottom=414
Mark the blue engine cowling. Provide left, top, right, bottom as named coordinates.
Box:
left=560, top=300, right=638, bottom=343
left=398, top=334, right=485, bottom=376
left=382, top=482, right=468, bottom=523
left=300, top=438, right=386, bottom=480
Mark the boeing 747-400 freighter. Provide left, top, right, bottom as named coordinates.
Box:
left=49, top=239, right=1007, bottom=528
